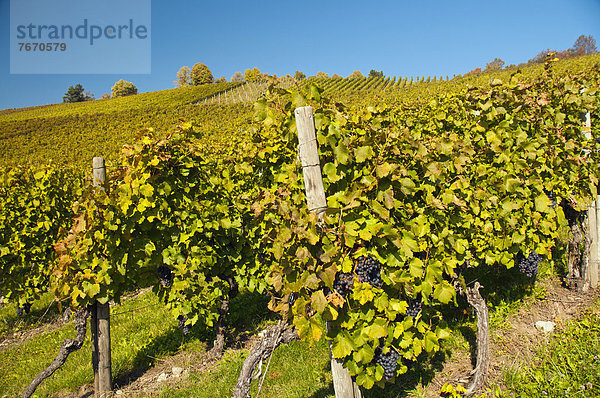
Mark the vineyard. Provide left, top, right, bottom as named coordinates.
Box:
left=1, top=53, right=600, bottom=398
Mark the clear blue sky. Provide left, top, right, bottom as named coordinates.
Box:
left=1, top=0, right=599, bottom=110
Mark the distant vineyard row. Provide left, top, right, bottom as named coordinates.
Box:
left=0, top=54, right=598, bottom=170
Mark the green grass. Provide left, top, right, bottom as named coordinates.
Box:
left=1, top=268, right=595, bottom=398
left=0, top=292, right=60, bottom=339
left=160, top=340, right=334, bottom=398
left=501, top=301, right=600, bottom=397
left=0, top=291, right=183, bottom=398
left=0, top=255, right=578, bottom=398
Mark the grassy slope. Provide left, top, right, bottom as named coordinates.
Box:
left=0, top=292, right=180, bottom=397
left=0, top=82, right=249, bottom=169
left=1, top=54, right=598, bottom=170
left=4, top=260, right=596, bottom=398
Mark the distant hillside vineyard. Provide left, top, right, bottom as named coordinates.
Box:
left=0, top=53, right=598, bottom=169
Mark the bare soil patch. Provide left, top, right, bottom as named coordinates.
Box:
left=423, top=277, right=599, bottom=396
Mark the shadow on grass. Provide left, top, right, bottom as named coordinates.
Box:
left=0, top=293, right=63, bottom=339
left=112, top=289, right=274, bottom=389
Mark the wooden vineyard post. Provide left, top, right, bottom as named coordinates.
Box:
left=585, top=111, right=600, bottom=289
left=295, top=106, right=362, bottom=398
left=595, top=189, right=600, bottom=289
left=587, top=201, right=598, bottom=291
left=91, top=157, right=112, bottom=397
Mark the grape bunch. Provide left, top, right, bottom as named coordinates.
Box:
left=354, top=256, right=382, bottom=288
left=333, top=272, right=354, bottom=296
left=406, top=299, right=422, bottom=318
left=16, top=302, right=31, bottom=317
left=518, top=250, right=541, bottom=278
left=374, top=346, right=399, bottom=380
left=177, top=315, right=190, bottom=335
left=157, top=265, right=173, bottom=288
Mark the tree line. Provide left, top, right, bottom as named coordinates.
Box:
left=466, top=34, right=597, bottom=76
left=63, top=79, right=137, bottom=103
left=64, top=34, right=597, bottom=104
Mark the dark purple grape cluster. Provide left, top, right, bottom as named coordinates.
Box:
left=374, top=346, right=399, bottom=380
left=177, top=315, right=190, bottom=335
left=333, top=272, right=354, bottom=296
left=354, top=256, right=382, bottom=288
left=17, top=302, right=31, bottom=317
left=157, top=265, right=173, bottom=288
left=518, top=250, right=541, bottom=278
left=406, top=299, right=422, bottom=318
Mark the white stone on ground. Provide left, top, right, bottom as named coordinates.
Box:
left=535, top=321, right=556, bottom=333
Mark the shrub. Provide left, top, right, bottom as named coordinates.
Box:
left=191, top=63, right=214, bottom=85
left=111, top=79, right=138, bottom=98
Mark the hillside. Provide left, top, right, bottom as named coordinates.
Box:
left=1, top=53, right=598, bottom=170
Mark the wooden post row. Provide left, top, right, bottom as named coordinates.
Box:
left=91, top=157, right=113, bottom=398
left=295, top=107, right=362, bottom=398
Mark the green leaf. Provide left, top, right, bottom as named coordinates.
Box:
left=376, top=162, right=393, bottom=178
left=423, top=331, right=438, bottom=353
left=535, top=194, right=552, bottom=213
left=504, top=177, right=520, bottom=193
left=332, top=332, right=354, bottom=358
left=433, top=281, right=455, bottom=304
left=353, top=345, right=375, bottom=364
left=356, top=371, right=375, bottom=389
left=311, top=290, right=327, bottom=313
left=139, top=184, right=154, bottom=197
left=365, top=318, right=388, bottom=339
left=145, top=241, right=156, bottom=256
left=400, top=178, right=417, bottom=194
left=334, top=143, right=351, bottom=165
left=355, top=146, right=375, bottom=163
left=323, top=162, right=342, bottom=182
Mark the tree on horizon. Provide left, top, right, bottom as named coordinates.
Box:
left=368, top=69, right=383, bottom=78
left=230, top=71, right=244, bottom=82
left=111, top=79, right=138, bottom=98
left=485, top=58, right=505, bottom=71
left=191, top=63, right=214, bottom=85
left=63, top=84, right=90, bottom=103
left=175, top=66, right=191, bottom=88
left=245, top=67, right=261, bottom=82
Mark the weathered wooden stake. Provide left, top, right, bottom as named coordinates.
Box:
left=595, top=193, right=600, bottom=288
left=295, top=106, right=327, bottom=214
left=464, top=282, right=489, bottom=394
left=587, top=201, right=598, bottom=290
left=295, top=106, right=361, bottom=398
left=587, top=112, right=600, bottom=289
left=91, top=157, right=112, bottom=398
